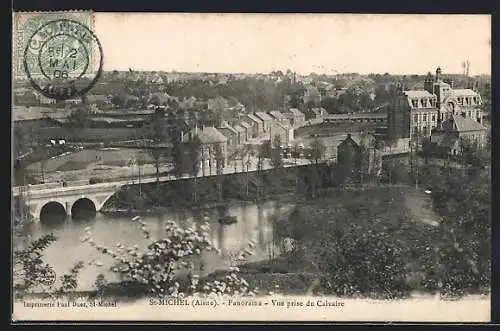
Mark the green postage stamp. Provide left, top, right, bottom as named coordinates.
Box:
left=13, top=11, right=102, bottom=100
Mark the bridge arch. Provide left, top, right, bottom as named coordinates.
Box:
left=71, top=197, right=97, bottom=220
left=40, top=201, right=67, bottom=225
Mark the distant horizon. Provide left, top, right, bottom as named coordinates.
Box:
left=102, top=69, right=491, bottom=77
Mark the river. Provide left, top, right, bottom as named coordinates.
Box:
left=20, top=200, right=294, bottom=291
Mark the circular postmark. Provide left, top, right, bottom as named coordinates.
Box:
left=23, top=19, right=103, bottom=101
left=38, top=266, right=57, bottom=286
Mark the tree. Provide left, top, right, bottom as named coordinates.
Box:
left=14, top=233, right=85, bottom=298
left=229, top=147, right=242, bottom=173
left=256, top=141, right=271, bottom=200
left=308, top=138, right=326, bottom=165
left=83, top=215, right=257, bottom=298
left=357, top=132, right=373, bottom=185
left=186, top=136, right=202, bottom=203
left=270, top=135, right=284, bottom=170
left=241, top=144, right=255, bottom=197
left=111, top=92, right=129, bottom=108
left=68, top=107, right=91, bottom=128
left=172, top=140, right=188, bottom=178
left=420, top=137, right=434, bottom=165
left=274, top=189, right=427, bottom=299
left=33, top=143, right=50, bottom=183
left=214, top=143, right=225, bottom=201
left=425, top=165, right=490, bottom=297
left=146, top=108, right=168, bottom=207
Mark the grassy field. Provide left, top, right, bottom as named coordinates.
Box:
left=26, top=148, right=162, bottom=177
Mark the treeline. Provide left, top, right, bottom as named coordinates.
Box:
left=272, top=157, right=490, bottom=298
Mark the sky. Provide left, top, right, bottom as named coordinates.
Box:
left=94, top=13, right=491, bottom=76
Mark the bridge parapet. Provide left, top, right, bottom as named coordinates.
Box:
left=13, top=181, right=124, bottom=197
left=12, top=183, right=64, bottom=196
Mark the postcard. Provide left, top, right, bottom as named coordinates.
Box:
left=11, top=12, right=491, bottom=322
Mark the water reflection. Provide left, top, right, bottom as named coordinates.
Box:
left=24, top=201, right=293, bottom=290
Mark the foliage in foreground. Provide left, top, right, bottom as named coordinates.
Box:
left=13, top=233, right=85, bottom=297
left=82, top=214, right=257, bottom=298
left=423, top=166, right=491, bottom=297
left=273, top=182, right=490, bottom=299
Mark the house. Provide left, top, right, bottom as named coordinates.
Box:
left=430, top=113, right=487, bottom=155
left=85, top=94, right=113, bottom=108
left=183, top=126, right=228, bottom=175
left=168, top=118, right=192, bottom=144
left=337, top=132, right=380, bottom=174
left=337, top=133, right=362, bottom=170
left=149, top=92, right=180, bottom=107
left=269, top=121, right=294, bottom=147
left=37, top=93, right=57, bottom=105
left=238, top=121, right=252, bottom=141
left=254, top=112, right=275, bottom=133
left=285, top=108, right=306, bottom=127
left=13, top=89, right=40, bottom=105
left=268, top=110, right=288, bottom=124
left=316, top=81, right=336, bottom=98
left=243, top=113, right=264, bottom=138
left=303, top=85, right=322, bottom=105
left=232, top=124, right=247, bottom=145
left=217, top=122, right=239, bottom=147
left=388, top=67, right=484, bottom=141
left=207, top=96, right=230, bottom=112
left=64, top=97, right=82, bottom=105
left=304, top=107, right=327, bottom=120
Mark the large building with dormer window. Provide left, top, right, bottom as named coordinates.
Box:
left=387, top=67, right=484, bottom=141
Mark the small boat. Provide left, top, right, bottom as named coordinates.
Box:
left=218, top=216, right=237, bottom=225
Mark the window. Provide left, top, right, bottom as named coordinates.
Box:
left=413, top=114, right=418, bottom=122
left=468, top=111, right=471, bottom=118
left=423, top=126, right=428, bottom=136
left=423, top=114, right=427, bottom=122
left=432, top=114, right=436, bottom=121
left=411, top=99, right=418, bottom=108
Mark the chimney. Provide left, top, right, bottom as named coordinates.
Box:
left=396, top=81, right=403, bottom=93
left=435, top=67, right=442, bottom=82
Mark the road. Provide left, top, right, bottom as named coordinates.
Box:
left=13, top=157, right=314, bottom=196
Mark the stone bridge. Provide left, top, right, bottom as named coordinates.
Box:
left=13, top=181, right=125, bottom=221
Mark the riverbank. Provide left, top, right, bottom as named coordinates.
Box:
left=101, top=192, right=299, bottom=216
left=103, top=163, right=338, bottom=212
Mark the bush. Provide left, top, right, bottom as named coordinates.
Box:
left=274, top=188, right=435, bottom=299
left=13, top=233, right=85, bottom=298
left=84, top=214, right=258, bottom=298
left=89, top=177, right=104, bottom=184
